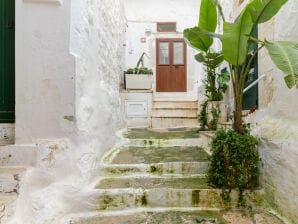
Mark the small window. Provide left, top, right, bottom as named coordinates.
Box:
left=157, top=22, right=176, bottom=32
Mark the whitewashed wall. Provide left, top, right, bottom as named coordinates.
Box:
left=15, top=0, right=76, bottom=144
left=227, top=1, right=298, bottom=223
left=124, top=0, right=203, bottom=96
left=254, top=1, right=298, bottom=223
left=10, top=0, right=126, bottom=223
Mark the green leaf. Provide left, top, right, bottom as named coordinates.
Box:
left=195, top=52, right=206, bottom=63
left=265, top=40, right=298, bottom=88
left=247, top=0, right=288, bottom=24
left=222, top=10, right=254, bottom=65
left=199, top=0, right=217, bottom=32
left=206, top=52, right=224, bottom=68
left=184, top=27, right=213, bottom=52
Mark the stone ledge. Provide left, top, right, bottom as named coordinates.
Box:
left=23, top=0, right=62, bottom=5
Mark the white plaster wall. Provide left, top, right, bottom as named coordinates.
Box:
left=9, top=0, right=126, bottom=223
left=15, top=0, right=76, bottom=144
left=70, top=0, right=126, bottom=160
left=124, top=0, right=203, bottom=96
left=253, top=1, right=298, bottom=223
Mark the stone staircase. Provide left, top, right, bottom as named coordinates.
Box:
left=68, top=128, right=285, bottom=224
left=0, top=145, right=36, bottom=222
left=151, top=101, right=198, bottom=129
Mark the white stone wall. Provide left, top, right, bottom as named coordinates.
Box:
left=124, top=0, right=203, bottom=97
left=10, top=0, right=126, bottom=223
left=254, top=1, right=298, bottom=223
left=15, top=0, right=76, bottom=144
left=70, top=0, right=126, bottom=160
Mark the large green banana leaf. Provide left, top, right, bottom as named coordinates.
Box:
left=265, top=40, right=298, bottom=88
left=183, top=0, right=217, bottom=52
left=222, top=10, right=254, bottom=66
left=199, top=0, right=217, bottom=32
left=184, top=27, right=213, bottom=52
left=247, top=0, right=288, bottom=24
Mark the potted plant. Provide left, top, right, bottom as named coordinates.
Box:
left=196, top=51, right=230, bottom=130
left=184, top=0, right=298, bottom=204
left=124, top=52, right=153, bottom=90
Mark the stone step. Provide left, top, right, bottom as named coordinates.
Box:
left=103, top=161, right=209, bottom=176
left=0, top=167, right=26, bottom=193
left=0, top=145, right=36, bottom=166
left=152, top=117, right=198, bottom=129
left=64, top=209, right=286, bottom=224
left=0, top=193, right=18, bottom=222
left=152, top=108, right=198, bottom=118
left=67, top=209, right=223, bottom=224
left=96, top=176, right=210, bottom=190
left=107, top=146, right=209, bottom=165
left=94, top=187, right=239, bottom=211
left=123, top=128, right=200, bottom=140
left=153, top=101, right=198, bottom=109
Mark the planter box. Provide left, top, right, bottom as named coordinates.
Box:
left=125, top=74, right=153, bottom=90
left=207, top=101, right=228, bottom=125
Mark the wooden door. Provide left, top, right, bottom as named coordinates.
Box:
left=156, top=39, right=187, bottom=92
left=0, top=0, right=15, bottom=123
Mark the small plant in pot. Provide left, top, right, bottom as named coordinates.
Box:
left=196, top=51, right=230, bottom=130
left=124, top=53, right=153, bottom=90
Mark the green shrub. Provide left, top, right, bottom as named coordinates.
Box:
left=207, top=128, right=260, bottom=205
left=125, top=67, right=153, bottom=75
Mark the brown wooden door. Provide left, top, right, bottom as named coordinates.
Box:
left=156, top=39, right=187, bottom=92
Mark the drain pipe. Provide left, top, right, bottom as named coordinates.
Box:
left=243, top=74, right=267, bottom=93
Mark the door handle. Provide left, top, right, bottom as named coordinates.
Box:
left=174, top=65, right=179, bottom=69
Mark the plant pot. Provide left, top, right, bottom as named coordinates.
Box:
left=125, top=74, right=153, bottom=90
left=207, top=101, right=228, bottom=126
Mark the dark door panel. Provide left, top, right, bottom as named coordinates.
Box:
left=0, top=0, right=15, bottom=123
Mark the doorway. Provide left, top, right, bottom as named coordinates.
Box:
left=156, top=39, right=187, bottom=92
left=0, top=0, right=15, bottom=123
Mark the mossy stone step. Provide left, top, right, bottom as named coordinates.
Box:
left=95, top=188, right=240, bottom=211
left=96, top=176, right=211, bottom=189
left=123, top=128, right=200, bottom=139
left=104, top=161, right=209, bottom=176
left=71, top=209, right=286, bottom=224
left=110, top=146, right=209, bottom=164
left=72, top=210, right=224, bottom=224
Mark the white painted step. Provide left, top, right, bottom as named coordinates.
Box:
left=152, top=117, right=198, bottom=129
left=152, top=108, right=197, bottom=118
left=0, top=145, right=37, bottom=166
left=152, top=101, right=198, bottom=109
left=0, top=167, right=26, bottom=193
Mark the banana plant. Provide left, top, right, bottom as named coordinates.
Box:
left=184, top=0, right=298, bottom=134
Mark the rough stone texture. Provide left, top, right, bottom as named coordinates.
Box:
left=258, top=19, right=275, bottom=109
left=254, top=2, right=298, bottom=223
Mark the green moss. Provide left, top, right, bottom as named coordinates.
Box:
left=148, top=165, right=163, bottom=175
left=105, top=167, right=138, bottom=174
left=97, top=195, right=114, bottom=210
left=181, top=163, right=186, bottom=174
left=192, top=190, right=200, bottom=207
left=135, top=192, right=148, bottom=207
left=111, top=146, right=208, bottom=164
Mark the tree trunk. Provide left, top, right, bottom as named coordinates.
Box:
left=233, top=84, right=243, bottom=134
